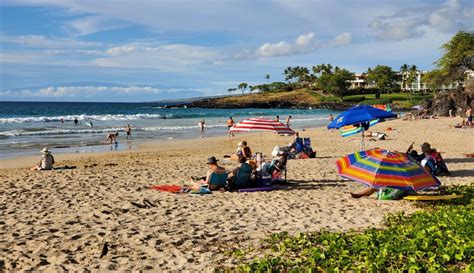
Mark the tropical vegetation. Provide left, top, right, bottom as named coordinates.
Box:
left=219, top=185, right=473, bottom=272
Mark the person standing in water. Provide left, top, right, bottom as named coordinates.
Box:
left=125, top=124, right=132, bottom=139
left=328, top=114, right=334, bottom=122
left=74, top=118, right=79, bottom=125
left=198, top=119, right=205, bottom=138
left=227, top=117, right=235, bottom=137
left=88, top=119, right=93, bottom=128
left=285, top=115, right=292, bottom=127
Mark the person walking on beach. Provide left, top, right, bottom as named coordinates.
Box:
left=285, top=115, right=292, bottom=127
left=125, top=124, right=132, bottom=139
left=466, top=106, right=472, bottom=127
left=227, top=117, right=235, bottom=137
left=198, top=119, right=205, bottom=137
left=74, top=117, right=79, bottom=125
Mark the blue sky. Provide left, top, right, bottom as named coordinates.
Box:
left=0, top=0, right=472, bottom=102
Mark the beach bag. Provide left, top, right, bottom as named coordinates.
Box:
left=376, top=188, right=406, bottom=200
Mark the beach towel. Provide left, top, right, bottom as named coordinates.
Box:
left=150, top=185, right=186, bottom=193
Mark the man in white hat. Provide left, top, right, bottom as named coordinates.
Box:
left=31, top=147, right=55, bottom=170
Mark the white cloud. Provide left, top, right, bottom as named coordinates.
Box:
left=257, top=32, right=316, bottom=57
left=0, top=85, right=207, bottom=101
left=0, top=35, right=102, bottom=48
left=66, top=16, right=129, bottom=36
left=326, top=32, right=352, bottom=47
left=94, top=43, right=222, bottom=70
left=370, top=0, right=473, bottom=41
left=237, top=32, right=351, bottom=59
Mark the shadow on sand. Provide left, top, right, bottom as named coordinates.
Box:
left=277, top=179, right=348, bottom=191
left=444, top=157, right=474, bottom=164
left=448, top=169, right=474, bottom=177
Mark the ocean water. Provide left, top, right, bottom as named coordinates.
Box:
left=0, top=101, right=336, bottom=159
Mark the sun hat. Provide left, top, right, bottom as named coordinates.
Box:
left=206, top=156, right=219, bottom=164
left=421, top=142, right=431, bottom=149
left=41, top=147, right=50, bottom=154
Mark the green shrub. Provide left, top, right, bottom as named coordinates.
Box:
left=225, top=185, right=473, bottom=272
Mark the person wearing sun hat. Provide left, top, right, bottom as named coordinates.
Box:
left=31, top=147, right=55, bottom=170
left=190, top=156, right=227, bottom=191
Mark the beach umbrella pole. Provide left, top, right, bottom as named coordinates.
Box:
left=378, top=188, right=383, bottom=206
left=361, top=126, right=365, bottom=151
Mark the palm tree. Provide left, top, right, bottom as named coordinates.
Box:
left=407, top=65, right=418, bottom=101
left=400, top=64, right=409, bottom=91
left=265, top=74, right=270, bottom=83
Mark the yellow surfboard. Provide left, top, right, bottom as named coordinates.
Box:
left=403, top=195, right=464, bottom=201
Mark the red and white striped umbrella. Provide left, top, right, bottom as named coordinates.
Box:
left=230, top=118, right=295, bottom=135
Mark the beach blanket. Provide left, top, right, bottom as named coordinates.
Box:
left=340, top=119, right=379, bottom=137
left=150, top=185, right=186, bottom=193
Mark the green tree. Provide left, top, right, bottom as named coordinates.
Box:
left=366, top=65, right=397, bottom=97
left=283, top=66, right=310, bottom=83
left=327, top=68, right=354, bottom=98
left=436, top=31, right=474, bottom=83
left=227, top=88, right=237, bottom=96
left=313, top=64, right=354, bottom=98
left=238, top=82, right=248, bottom=94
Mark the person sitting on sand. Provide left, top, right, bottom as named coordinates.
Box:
left=227, top=156, right=253, bottom=190
left=103, top=132, right=119, bottom=144
left=190, top=157, right=227, bottom=191
left=407, top=142, right=435, bottom=163
left=407, top=142, right=449, bottom=176
left=31, top=147, right=55, bottom=170
left=237, top=141, right=252, bottom=159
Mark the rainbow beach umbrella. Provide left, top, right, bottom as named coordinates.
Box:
left=336, top=148, right=440, bottom=191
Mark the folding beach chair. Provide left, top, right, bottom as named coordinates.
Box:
left=208, top=172, right=228, bottom=190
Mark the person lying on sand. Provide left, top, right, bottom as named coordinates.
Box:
left=190, top=157, right=227, bottom=191
left=350, top=187, right=414, bottom=199
left=30, top=147, right=55, bottom=170
left=363, top=131, right=387, bottom=140
left=449, top=119, right=467, bottom=129
left=465, top=153, right=474, bottom=158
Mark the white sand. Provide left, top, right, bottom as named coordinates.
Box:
left=0, top=117, right=473, bottom=271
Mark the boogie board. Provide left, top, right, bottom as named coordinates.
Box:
left=403, top=195, right=463, bottom=201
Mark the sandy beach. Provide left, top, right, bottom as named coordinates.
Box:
left=1, top=117, right=473, bottom=271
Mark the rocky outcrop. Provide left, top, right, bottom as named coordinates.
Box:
left=431, top=78, right=474, bottom=116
